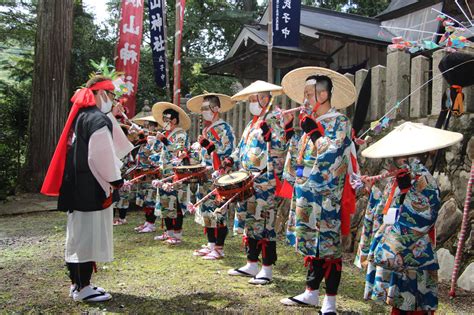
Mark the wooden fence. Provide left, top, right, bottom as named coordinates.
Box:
left=186, top=47, right=474, bottom=143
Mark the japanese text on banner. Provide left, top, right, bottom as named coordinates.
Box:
left=148, top=0, right=167, bottom=88
left=115, top=0, right=144, bottom=116
left=272, top=0, right=300, bottom=47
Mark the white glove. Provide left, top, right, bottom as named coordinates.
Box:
left=163, top=182, right=174, bottom=192
left=211, top=170, right=221, bottom=179
left=187, top=204, right=196, bottom=214
left=147, top=135, right=156, bottom=146
left=121, top=180, right=132, bottom=191
left=152, top=179, right=163, bottom=188
left=191, top=142, right=201, bottom=151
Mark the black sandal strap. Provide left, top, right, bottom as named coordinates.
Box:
left=83, top=293, right=105, bottom=301
left=288, top=297, right=310, bottom=305
left=233, top=268, right=253, bottom=276
left=254, top=277, right=271, bottom=282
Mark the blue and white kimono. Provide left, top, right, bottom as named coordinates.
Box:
left=231, top=112, right=288, bottom=241
left=363, top=158, right=440, bottom=311
left=194, top=119, right=236, bottom=228
left=154, top=128, right=188, bottom=220
left=291, top=108, right=352, bottom=258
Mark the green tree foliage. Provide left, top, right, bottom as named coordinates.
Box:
left=302, top=0, right=390, bottom=17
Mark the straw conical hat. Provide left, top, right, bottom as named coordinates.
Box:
left=362, top=122, right=463, bottom=159
left=281, top=67, right=356, bottom=109
left=231, top=80, right=284, bottom=101
left=187, top=93, right=234, bottom=113
left=131, top=115, right=156, bottom=126
left=152, top=102, right=191, bottom=131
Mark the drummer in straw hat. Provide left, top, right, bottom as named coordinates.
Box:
left=145, top=102, right=191, bottom=245
left=354, top=122, right=462, bottom=314
left=129, top=115, right=164, bottom=232
left=226, top=80, right=295, bottom=285
left=186, top=93, right=236, bottom=260
left=279, top=67, right=359, bottom=313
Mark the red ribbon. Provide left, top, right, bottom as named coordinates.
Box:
left=322, top=258, right=342, bottom=280
left=257, top=238, right=269, bottom=259
left=304, top=256, right=321, bottom=270
left=242, top=235, right=249, bottom=249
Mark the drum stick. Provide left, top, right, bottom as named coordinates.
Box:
left=191, top=188, right=218, bottom=208
left=215, top=192, right=240, bottom=213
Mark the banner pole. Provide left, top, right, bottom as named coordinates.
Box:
left=267, top=0, right=273, bottom=84
left=172, top=0, right=184, bottom=106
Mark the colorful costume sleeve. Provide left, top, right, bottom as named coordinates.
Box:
left=309, top=115, right=352, bottom=193
left=354, top=186, right=383, bottom=269
left=203, top=121, right=236, bottom=168
left=283, top=131, right=302, bottom=185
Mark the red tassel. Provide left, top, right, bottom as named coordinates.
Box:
left=304, top=256, right=321, bottom=270
left=204, top=227, right=207, bottom=235
left=322, top=258, right=342, bottom=280
left=257, top=238, right=269, bottom=258
left=340, top=174, right=356, bottom=236
left=276, top=179, right=293, bottom=199
left=92, top=262, right=98, bottom=273
left=212, top=151, right=221, bottom=170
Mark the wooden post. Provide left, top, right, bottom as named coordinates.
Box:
left=385, top=50, right=411, bottom=119
left=370, top=65, right=386, bottom=121
left=410, top=55, right=429, bottom=118
left=267, top=0, right=273, bottom=83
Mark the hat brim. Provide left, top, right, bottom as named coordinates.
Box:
left=231, top=80, right=284, bottom=101
left=131, top=115, right=157, bottom=126
left=152, top=102, right=191, bottom=131
left=362, top=122, right=464, bottom=159
left=281, top=67, right=356, bottom=109
left=187, top=93, right=235, bottom=114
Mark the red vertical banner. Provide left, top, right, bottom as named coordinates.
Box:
left=172, top=0, right=185, bottom=106
left=116, top=0, right=145, bottom=117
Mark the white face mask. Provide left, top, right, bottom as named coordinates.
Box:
left=202, top=110, right=214, bottom=121
left=249, top=102, right=262, bottom=116
left=163, top=121, right=172, bottom=131
left=100, top=94, right=113, bottom=114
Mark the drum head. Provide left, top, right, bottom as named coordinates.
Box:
left=216, top=171, right=250, bottom=185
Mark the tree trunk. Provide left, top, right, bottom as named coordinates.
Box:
left=21, top=0, right=74, bottom=192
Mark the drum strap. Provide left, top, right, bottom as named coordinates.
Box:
left=173, top=168, right=207, bottom=180
left=216, top=179, right=254, bottom=199
left=209, top=128, right=220, bottom=142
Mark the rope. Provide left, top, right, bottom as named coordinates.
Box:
left=359, top=59, right=474, bottom=139
left=449, top=161, right=474, bottom=298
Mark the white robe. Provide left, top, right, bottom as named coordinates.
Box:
left=65, top=121, right=132, bottom=263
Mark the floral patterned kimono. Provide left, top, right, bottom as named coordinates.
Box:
left=292, top=108, right=352, bottom=259
left=135, top=141, right=161, bottom=208
left=231, top=112, right=288, bottom=241
left=282, top=130, right=303, bottom=246
left=194, top=119, right=235, bottom=228
left=363, top=158, right=440, bottom=311
left=154, top=127, right=188, bottom=220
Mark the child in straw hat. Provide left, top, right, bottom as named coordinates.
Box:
left=186, top=93, right=236, bottom=260
left=355, top=122, right=463, bottom=313
left=279, top=67, right=358, bottom=314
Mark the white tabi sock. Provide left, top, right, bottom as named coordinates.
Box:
left=208, top=242, right=215, bottom=251
left=240, top=261, right=258, bottom=275
left=174, top=231, right=182, bottom=240
left=293, top=289, right=319, bottom=306
left=321, top=295, right=336, bottom=314
left=255, top=264, right=273, bottom=280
